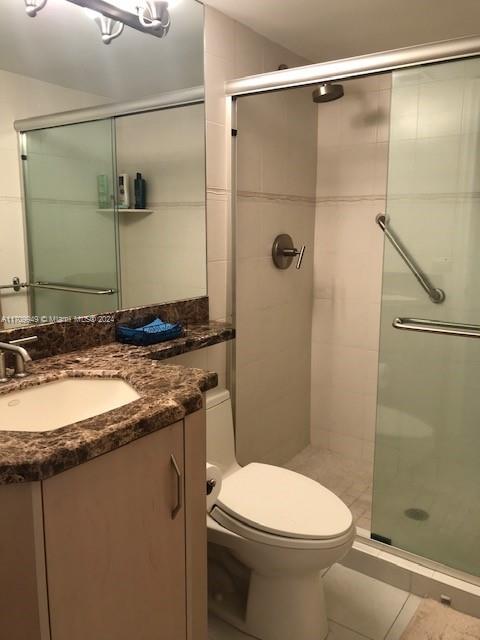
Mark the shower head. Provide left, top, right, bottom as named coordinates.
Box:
left=312, top=83, right=344, bottom=103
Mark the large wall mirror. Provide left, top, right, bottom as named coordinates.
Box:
left=0, top=0, right=205, bottom=329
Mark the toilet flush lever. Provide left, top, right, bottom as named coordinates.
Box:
left=272, top=234, right=306, bottom=270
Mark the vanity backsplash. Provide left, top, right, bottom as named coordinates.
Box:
left=0, top=296, right=210, bottom=361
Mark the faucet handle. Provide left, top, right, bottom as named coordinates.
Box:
left=296, top=245, right=306, bottom=270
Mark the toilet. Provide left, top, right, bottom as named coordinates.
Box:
left=206, top=388, right=355, bottom=640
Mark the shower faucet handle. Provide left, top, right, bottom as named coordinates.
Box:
left=295, top=245, right=306, bottom=270
left=283, top=245, right=306, bottom=269
left=272, top=234, right=306, bottom=270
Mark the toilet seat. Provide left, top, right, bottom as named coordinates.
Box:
left=211, top=463, right=354, bottom=547
left=210, top=506, right=355, bottom=550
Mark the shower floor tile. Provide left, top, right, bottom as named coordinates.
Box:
left=285, top=446, right=373, bottom=532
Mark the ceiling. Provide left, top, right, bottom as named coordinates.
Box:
left=203, top=0, right=480, bottom=64
left=0, top=0, right=203, bottom=100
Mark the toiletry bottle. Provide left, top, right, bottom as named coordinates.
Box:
left=97, top=175, right=109, bottom=209
left=134, top=172, right=147, bottom=209
left=117, top=174, right=130, bottom=209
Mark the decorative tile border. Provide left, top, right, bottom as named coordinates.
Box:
left=238, top=190, right=317, bottom=205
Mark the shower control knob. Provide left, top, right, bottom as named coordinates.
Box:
left=272, top=234, right=306, bottom=270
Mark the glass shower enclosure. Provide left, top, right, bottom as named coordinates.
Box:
left=23, top=119, right=120, bottom=318
left=372, top=58, right=480, bottom=576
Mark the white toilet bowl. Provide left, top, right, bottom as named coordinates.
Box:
left=206, top=389, right=355, bottom=640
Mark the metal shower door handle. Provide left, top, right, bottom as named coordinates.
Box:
left=272, top=234, right=306, bottom=269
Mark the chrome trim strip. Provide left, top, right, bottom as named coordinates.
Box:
left=14, top=86, right=205, bottom=132
left=225, top=35, right=480, bottom=96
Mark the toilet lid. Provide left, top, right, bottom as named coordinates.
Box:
left=215, top=463, right=353, bottom=540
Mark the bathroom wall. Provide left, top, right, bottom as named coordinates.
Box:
left=115, top=105, right=207, bottom=308
left=235, top=87, right=317, bottom=465
left=0, top=69, right=107, bottom=325
left=311, top=74, right=392, bottom=463
left=204, top=6, right=311, bottom=319
left=170, top=7, right=311, bottom=392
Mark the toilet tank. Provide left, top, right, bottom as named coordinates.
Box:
left=206, top=388, right=238, bottom=476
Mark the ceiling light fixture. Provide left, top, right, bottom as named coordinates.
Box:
left=93, top=14, right=125, bottom=44
left=138, top=0, right=170, bottom=35
left=24, top=0, right=48, bottom=17
left=25, top=0, right=173, bottom=43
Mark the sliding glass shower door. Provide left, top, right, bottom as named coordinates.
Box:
left=23, top=119, right=119, bottom=318
left=372, top=58, right=480, bottom=575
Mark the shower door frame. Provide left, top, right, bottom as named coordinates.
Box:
left=227, top=34, right=480, bottom=587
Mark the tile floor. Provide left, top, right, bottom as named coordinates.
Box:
left=209, top=564, right=422, bottom=640
left=285, top=446, right=374, bottom=531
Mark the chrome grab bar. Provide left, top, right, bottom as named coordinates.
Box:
left=30, top=282, right=116, bottom=296
left=376, top=214, right=445, bottom=304
left=0, top=277, right=24, bottom=292
left=0, top=277, right=115, bottom=296
left=393, top=317, right=480, bottom=339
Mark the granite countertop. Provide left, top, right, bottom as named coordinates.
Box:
left=137, top=321, right=235, bottom=360
left=0, top=324, right=234, bottom=485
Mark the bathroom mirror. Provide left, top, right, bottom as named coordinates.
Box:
left=0, top=0, right=206, bottom=328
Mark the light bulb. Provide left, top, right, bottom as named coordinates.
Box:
left=24, top=0, right=48, bottom=17
left=88, top=14, right=125, bottom=44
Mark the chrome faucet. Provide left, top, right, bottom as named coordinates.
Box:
left=0, top=337, right=36, bottom=381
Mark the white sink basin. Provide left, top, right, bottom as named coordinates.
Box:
left=0, top=378, right=140, bottom=432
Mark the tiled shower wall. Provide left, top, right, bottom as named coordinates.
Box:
left=310, top=74, right=392, bottom=462
left=235, top=88, right=317, bottom=465
left=202, top=7, right=312, bottom=395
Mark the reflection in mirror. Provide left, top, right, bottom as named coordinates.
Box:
left=23, top=120, right=120, bottom=318
left=0, top=0, right=205, bottom=329
left=115, top=105, right=206, bottom=308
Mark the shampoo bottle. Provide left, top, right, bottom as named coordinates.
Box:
left=117, top=174, right=130, bottom=209
left=134, top=172, right=147, bottom=209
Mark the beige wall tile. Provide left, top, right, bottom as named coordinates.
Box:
left=204, top=7, right=235, bottom=61
left=235, top=84, right=316, bottom=464
left=311, top=73, right=392, bottom=457
left=234, top=23, right=265, bottom=78
left=206, top=121, right=228, bottom=191
left=205, top=53, right=235, bottom=126
left=207, top=195, right=230, bottom=262
left=207, top=259, right=231, bottom=322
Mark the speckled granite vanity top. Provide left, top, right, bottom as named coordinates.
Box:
left=0, top=338, right=221, bottom=485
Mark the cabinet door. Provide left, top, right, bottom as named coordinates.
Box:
left=42, top=423, right=186, bottom=640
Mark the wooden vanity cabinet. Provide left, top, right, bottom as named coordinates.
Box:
left=0, top=408, right=207, bottom=640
